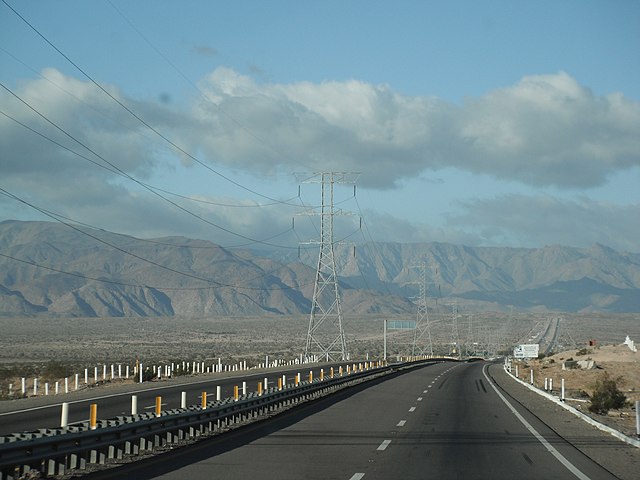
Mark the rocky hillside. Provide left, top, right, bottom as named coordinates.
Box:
left=1, top=220, right=639, bottom=316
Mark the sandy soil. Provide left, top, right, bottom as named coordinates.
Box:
left=513, top=342, right=640, bottom=437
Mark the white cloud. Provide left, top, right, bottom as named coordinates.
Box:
left=2, top=68, right=639, bottom=252
left=190, top=68, right=640, bottom=188
left=448, top=194, right=640, bottom=252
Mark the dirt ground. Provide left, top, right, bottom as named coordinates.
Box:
left=513, top=342, right=640, bottom=437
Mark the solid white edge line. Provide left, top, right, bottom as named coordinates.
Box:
left=349, top=474, right=365, bottom=480
left=482, top=365, right=591, bottom=480
left=377, top=439, right=391, bottom=451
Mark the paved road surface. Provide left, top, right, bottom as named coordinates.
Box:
left=83, top=361, right=636, bottom=480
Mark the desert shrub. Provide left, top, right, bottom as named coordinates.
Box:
left=576, top=348, right=590, bottom=356
left=588, top=373, right=627, bottom=414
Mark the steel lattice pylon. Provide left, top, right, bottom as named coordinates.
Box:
left=408, top=262, right=434, bottom=356
left=300, top=172, right=357, bottom=362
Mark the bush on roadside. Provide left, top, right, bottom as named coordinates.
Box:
left=588, top=373, right=627, bottom=414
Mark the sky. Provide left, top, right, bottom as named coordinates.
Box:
left=1, top=0, right=639, bottom=255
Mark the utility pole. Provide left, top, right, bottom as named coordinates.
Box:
left=299, top=172, right=359, bottom=362
left=407, top=261, right=434, bottom=356
left=450, top=302, right=461, bottom=358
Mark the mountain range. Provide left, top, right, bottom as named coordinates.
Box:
left=1, top=220, right=639, bottom=317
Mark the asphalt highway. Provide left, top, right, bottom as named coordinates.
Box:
left=83, top=361, right=628, bottom=480
left=0, top=363, right=348, bottom=435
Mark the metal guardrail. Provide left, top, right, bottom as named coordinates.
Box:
left=0, top=359, right=437, bottom=479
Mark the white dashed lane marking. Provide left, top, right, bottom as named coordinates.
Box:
left=397, top=420, right=406, bottom=427
left=409, top=406, right=416, bottom=412
left=377, top=440, right=392, bottom=451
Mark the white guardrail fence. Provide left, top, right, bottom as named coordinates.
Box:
left=0, top=358, right=440, bottom=479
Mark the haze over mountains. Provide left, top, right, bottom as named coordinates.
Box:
left=1, top=220, right=639, bottom=317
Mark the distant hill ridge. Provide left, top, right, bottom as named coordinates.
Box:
left=1, top=220, right=639, bottom=316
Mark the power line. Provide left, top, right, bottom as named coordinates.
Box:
left=1, top=0, right=303, bottom=206
left=0, top=187, right=316, bottom=292
left=0, top=83, right=298, bottom=249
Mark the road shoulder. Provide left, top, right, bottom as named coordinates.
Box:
left=488, top=363, right=640, bottom=480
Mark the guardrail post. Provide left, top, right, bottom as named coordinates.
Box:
left=202, top=391, right=207, bottom=409
left=155, top=396, right=162, bottom=417
left=90, top=403, right=97, bottom=430
left=181, top=391, right=187, bottom=408
left=61, top=402, right=69, bottom=427
left=131, top=395, right=137, bottom=415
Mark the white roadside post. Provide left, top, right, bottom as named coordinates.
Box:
left=549, top=378, right=553, bottom=393
left=181, top=391, right=187, bottom=409
left=139, top=363, right=143, bottom=383
left=60, top=402, right=69, bottom=427
left=242, top=381, right=247, bottom=395
left=33, top=378, right=38, bottom=396
left=21, top=378, right=26, bottom=397
left=131, top=395, right=138, bottom=415
left=74, top=373, right=79, bottom=391
left=636, top=400, right=639, bottom=439
left=216, top=386, right=221, bottom=401
left=530, top=369, right=534, bottom=385
left=561, top=379, right=565, bottom=402
left=64, top=377, right=68, bottom=394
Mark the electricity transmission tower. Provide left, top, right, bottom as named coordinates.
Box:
left=407, top=262, right=434, bottom=356
left=300, top=172, right=359, bottom=362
